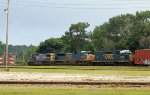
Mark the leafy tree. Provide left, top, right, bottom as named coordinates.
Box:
left=7, top=45, right=28, bottom=57
left=133, top=11, right=150, bottom=49
left=81, top=32, right=95, bottom=52
left=102, top=38, right=115, bottom=50
left=139, top=36, right=150, bottom=49
left=92, top=23, right=112, bottom=50
left=92, top=11, right=150, bottom=51
left=24, top=45, right=37, bottom=65
left=62, top=22, right=91, bottom=52
left=0, top=41, right=4, bottom=55
left=37, top=38, right=64, bottom=53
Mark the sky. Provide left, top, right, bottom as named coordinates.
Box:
left=0, top=0, right=150, bottom=46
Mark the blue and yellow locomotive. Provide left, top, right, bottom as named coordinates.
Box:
left=94, top=50, right=133, bottom=66
left=28, top=50, right=133, bottom=66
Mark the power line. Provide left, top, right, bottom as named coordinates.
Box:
left=110, top=0, right=149, bottom=2
left=1, top=0, right=150, bottom=6
left=11, top=1, right=150, bottom=6
left=0, top=0, right=150, bottom=10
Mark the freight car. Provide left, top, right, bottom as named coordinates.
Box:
left=0, top=55, right=16, bottom=65
left=28, top=49, right=150, bottom=66
left=0, top=55, right=4, bottom=65
left=134, top=49, right=150, bottom=65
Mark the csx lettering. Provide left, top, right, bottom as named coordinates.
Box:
left=104, top=54, right=113, bottom=59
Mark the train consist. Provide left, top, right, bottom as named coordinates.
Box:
left=28, top=49, right=150, bottom=66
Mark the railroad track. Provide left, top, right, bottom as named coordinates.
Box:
left=0, top=81, right=150, bottom=87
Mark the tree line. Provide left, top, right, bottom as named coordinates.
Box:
left=37, top=11, right=150, bottom=53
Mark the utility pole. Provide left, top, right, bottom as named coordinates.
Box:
left=5, top=0, right=10, bottom=70
left=22, top=51, right=25, bottom=65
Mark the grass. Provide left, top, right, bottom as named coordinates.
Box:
left=0, top=86, right=150, bottom=95
left=0, top=66, right=150, bottom=76
left=0, top=66, right=150, bottom=95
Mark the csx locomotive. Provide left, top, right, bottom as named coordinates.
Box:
left=28, top=49, right=150, bottom=66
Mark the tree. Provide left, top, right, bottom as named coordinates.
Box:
left=139, top=36, right=150, bottom=49
left=92, top=23, right=111, bottom=50
left=0, top=41, right=4, bottom=55
left=92, top=11, right=150, bottom=51
left=24, top=45, right=37, bottom=65
left=62, top=22, right=91, bottom=52
left=37, top=38, right=64, bottom=53
left=128, top=11, right=150, bottom=50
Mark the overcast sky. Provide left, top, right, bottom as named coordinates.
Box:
left=0, top=0, right=150, bottom=46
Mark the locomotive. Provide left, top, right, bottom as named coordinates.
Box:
left=28, top=49, right=150, bottom=66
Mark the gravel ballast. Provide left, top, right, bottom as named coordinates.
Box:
left=0, top=72, right=150, bottom=83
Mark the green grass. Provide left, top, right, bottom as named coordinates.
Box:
left=0, top=66, right=150, bottom=76
left=0, top=86, right=150, bottom=95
